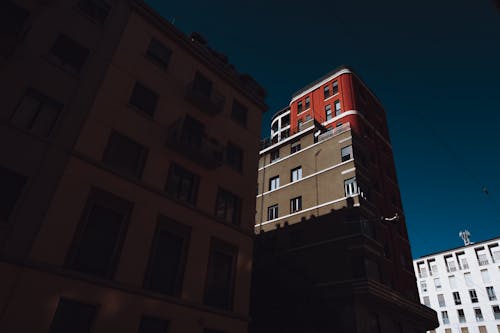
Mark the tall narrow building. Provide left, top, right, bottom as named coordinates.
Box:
left=0, top=1, right=266, bottom=332
left=252, top=66, right=437, bottom=332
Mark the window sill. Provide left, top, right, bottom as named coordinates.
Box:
left=126, top=103, right=155, bottom=120
left=44, top=55, right=83, bottom=79
left=144, top=53, right=170, bottom=72
left=296, top=108, right=311, bottom=116
left=323, top=92, right=339, bottom=102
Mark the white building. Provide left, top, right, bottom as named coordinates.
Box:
left=413, top=236, right=500, bottom=333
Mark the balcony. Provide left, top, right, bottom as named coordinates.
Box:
left=166, top=119, right=224, bottom=169
left=185, top=82, right=225, bottom=116
left=478, top=259, right=489, bottom=266
left=318, top=122, right=351, bottom=142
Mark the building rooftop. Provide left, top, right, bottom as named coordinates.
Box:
left=291, top=65, right=353, bottom=98
left=415, top=235, right=500, bottom=260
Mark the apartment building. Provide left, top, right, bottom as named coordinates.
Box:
left=251, top=66, right=438, bottom=332
left=414, top=236, right=500, bottom=333
left=0, top=1, right=266, bottom=333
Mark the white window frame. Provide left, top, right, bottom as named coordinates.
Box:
left=269, top=176, right=280, bottom=191
left=291, top=166, right=302, bottom=182
left=344, top=177, right=358, bottom=197
left=290, top=196, right=302, bottom=213
left=267, top=204, right=278, bottom=220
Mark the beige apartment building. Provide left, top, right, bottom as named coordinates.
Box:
left=0, top=1, right=266, bottom=333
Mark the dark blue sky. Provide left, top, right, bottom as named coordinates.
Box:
left=146, top=0, right=500, bottom=258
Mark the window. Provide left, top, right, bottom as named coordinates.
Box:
left=470, top=289, right=478, bottom=303
left=180, top=115, right=204, bottom=148
left=481, top=269, right=491, bottom=283
left=269, top=176, right=279, bottom=191
left=461, top=257, right=469, bottom=269
left=447, top=260, right=457, bottom=272
left=475, top=307, right=484, bottom=322
left=144, top=217, right=190, bottom=297
left=281, top=114, right=290, bottom=127
left=344, top=177, right=358, bottom=196
left=192, top=71, right=213, bottom=97
left=146, top=38, right=172, bottom=69
left=334, top=100, right=341, bottom=116
left=457, top=309, right=466, bottom=323
left=305, top=114, right=311, bottom=121
left=341, top=145, right=352, bottom=162
left=49, top=34, right=89, bottom=74
left=461, top=328, right=470, bottom=333
left=138, top=316, right=170, bottom=333
left=0, top=166, right=26, bottom=223
left=129, top=82, right=158, bottom=116
left=204, top=239, right=237, bottom=310
left=77, top=0, right=110, bottom=24
left=103, top=131, right=148, bottom=178
left=464, top=272, right=472, bottom=286
left=290, top=196, right=302, bottom=213
left=441, top=311, right=449, bottom=324
left=226, top=143, right=243, bottom=172
left=478, top=326, right=487, bottom=333
left=297, top=101, right=303, bottom=113
left=68, top=189, right=132, bottom=278
left=437, top=294, right=446, bottom=307
left=332, top=81, right=339, bottom=95
left=487, top=286, right=497, bottom=301
left=423, top=296, right=430, bottom=306
left=267, top=204, right=278, bottom=220
left=325, top=104, right=332, bottom=120
left=420, top=280, right=427, bottom=292
left=165, top=163, right=199, bottom=204
left=445, top=330, right=452, bottom=333
left=290, top=166, right=302, bottom=182
left=493, top=305, right=500, bottom=320
left=324, top=86, right=330, bottom=99
left=270, top=149, right=279, bottom=162
left=305, top=96, right=310, bottom=109
left=478, top=253, right=489, bottom=266
left=0, top=1, right=30, bottom=38
left=49, top=299, right=96, bottom=333
left=453, top=291, right=462, bottom=305
left=11, top=88, right=62, bottom=136
left=449, top=275, right=457, bottom=289
left=231, top=100, right=247, bottom=126
left=215, top=188, right=241, bottom=225
left=291, top=140, right=301, bottom=154
left=434, top=277, right=442, bottom=290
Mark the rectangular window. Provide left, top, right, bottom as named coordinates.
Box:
left=493, top=305, right=500, bottom=320
left=297, top=101, right=303, bottom=113
left=68, top=188, right=132, bottom=278
left=441, top=311, right=449, bottom=324
left=461, top=328, right=470, bottom=333
left=434, top=277, right=442, bottom=290
left=0, top=166, right=26, bottom=223
left=179, top=115, right=204, bottom=148
left=481, top=269, right=491, bottom=283
left=470, top=289, right=478, bottom=303
left=103, top=131, right=148, bottom=178
left=341, top=145, right=352, bottom=162
left=192, top=71, right=213, bottom=97
left=453, top=291, right=462, bottom=305
left=437, top=294, right=446, bottom=307
left=420, top=280, right=427, bottom=292
left=0, top=1, right=30, bottom=37
left=334, top=100, right=341, bottom=116
left=129, top=82, right=158, bottom=116
left=324, top=86, right=330, bottom=99
left=204, top=239, right=237, bottom=310
left=49, top=299, right=96, bottom=333
left=49, top=34, right=89, bottom=74
left=423, top=296, right=430, bottom=306
left=77, top=0, right=111, bottom=24
left=475, top=307, right=484, bottom=322
left=270, top=149, right=279, bottom=163
left=457, top=309, right=466, bottom=323
left=478, top=326, right=487, bottom=333
left=267, top=204, right=278, bottom=220
left=291, top=166, right=302, bottom=182
left=11, top=88, right=62, bottom=137
left=344, top=177, right=358, bottom=196
left=332, top=81, right=339, bottom=95
left=146, top=38, right=172, bottom=69
left=449, top=275, right=457, bottom=289
left=144, top=216, right=190, bottom=297
left=165, top=163, right=199, bottom=204
left=305, top=96, right=310, bottom=109
left=487, top=286, right=497, bottom=301
left=225, top=143, right=243, bottom=172
left=138, top=315, right=170, bottom=333
left=464, top=272, right=472, bottom=286
left=269, top=176, right=279, bottom=191
left=478, top=253, right=489, bottom=266
left=215, top=188, right=241, bottom=225
left=231, top=100, right=247, bottom=126
left=290, top=140, right=301, bottom=154
left=290, top=196, right=302, bottom=213
left=325, top=104, right=332, bottom=120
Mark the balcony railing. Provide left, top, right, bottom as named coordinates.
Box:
left=185, top=83, right=225, bottom=116
left=478, top=259, right=489, bottom=266
left=318, top=122, right=351, bottom=142
left=166, top=119, right=224, bottom=169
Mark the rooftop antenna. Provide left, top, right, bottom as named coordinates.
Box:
left=459, top=230, right=473, bottom=246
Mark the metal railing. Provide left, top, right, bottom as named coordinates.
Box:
left=318, top=122, right=351, bottom=142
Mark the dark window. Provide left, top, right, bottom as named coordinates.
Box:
left=290, top=196, right=302, bottom=213
left=324, top=85, right=330, bottom=99
left=49, top=34, right=89, bottom=74
left=325, top=104, right=332, bottom=121
left=192, top=72, right=213, bottom=97
left=144, top=217, right=190, bottom=296
left=226, top=143, right=243, bottom=172
left=129, top=82, right=158, bottom=116
left=204, top=240, right=237, bottom=310
left=49, top=299, right=96, bottom=333
left=138, top=316, right=170, bottom=333
left=146, top=38, right=172, bottom=69
left=68, top=188, right=132, bottom=278
left=341, top=145, right=352, bottom=162
left=290, top=140, right=301, bottom=154
left=281, top=114, right=290, bottom=127
left=77, top=0, right=110, bottom=24
left=215, top=188, right=241, bottom=225
left=297, top=101, right=303, bottom=113
left=0, top=1, right=30, bottom=37
left=179, top=115, right=204, bottom=148
left=102, top=131, right=148, bottom=178
left=469, top=289, right=478, bottom=303
left=334, top=100, right=341, bottom=116
left=270, top=149, right=279, bottom=162
left=231, top=100, right=247, bottom=126
left=305, top=97, right=310, bottom=109
left=281, top=129, right=290, bottom=139
left=0, top=166, right=26, bottom=223
left=11, top=88, right=62, bottom=136
left=332, top=81, right=339, bottom=95
left=165, top=163, right=199, bottom=204
left=267, top=204, right=278, bottom=220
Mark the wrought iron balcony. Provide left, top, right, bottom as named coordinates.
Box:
left=185, top=83, right=225, bottom=116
